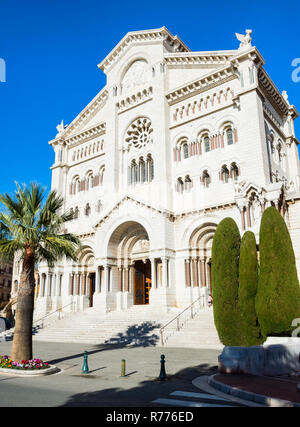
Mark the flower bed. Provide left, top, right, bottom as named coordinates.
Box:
left=0, top=355, right=49, bottom=371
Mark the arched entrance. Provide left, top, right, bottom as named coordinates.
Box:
left=133, top=259, right=151, bottom=305
left=107, top=221, right=152, bottom=306
left=187, top=222, right=217, bottom=292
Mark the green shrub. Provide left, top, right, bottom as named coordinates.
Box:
left=238, top=231, right=265, bottom=346
left=211, top=218, right=243, bottom=346
left=255, top=207, right=300, bottom=339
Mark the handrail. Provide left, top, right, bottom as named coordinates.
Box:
left=32, top=302, right=75, bottom=329
left=160, top=296, right=205, bottom=346
left=0, top=302, right=75, bottom=338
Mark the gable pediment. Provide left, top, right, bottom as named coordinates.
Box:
left=93, top=196, right=175, bottom=230
left=98, top=27, right=190, bottom=73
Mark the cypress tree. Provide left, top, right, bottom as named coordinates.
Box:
left=211, top=218, right=243, bottom=346
left=256, top=207, right=300, bottom=339
left=238, top=231, right=264, bottom=346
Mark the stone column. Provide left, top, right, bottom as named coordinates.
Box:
left=124, top=267, right=129, bottom=292
left=118, top=267, right=123, bottom=292
left=185, top=259, right=191, bottom=287
left=192, top=258, right=199, bottom=287
left=95, top=266, right=101, bottom=293
left=240, top=207, right=245, bottom=231
left=200, top=258, right=207, bottom=287
left=162, top=258, right=168, bottom=288
left=104, top=265, right=110, bottom=292
left=82, top=273, right=87, bottom=296
left=246, top=205, right=251, bottom=228
left=69, top=273, right=74, bottom=296
left=44, top=273, right=50, bottom=297
left=76, top=273, right=80, bottom=296
left=150, top=258, right=156, bottom=289
left=207, top=261, right=212, bottom=293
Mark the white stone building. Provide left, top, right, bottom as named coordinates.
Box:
left=13, top=27, right=300, bottom=318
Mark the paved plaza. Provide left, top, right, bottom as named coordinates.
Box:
left=0, top=340, right=245, bottom=407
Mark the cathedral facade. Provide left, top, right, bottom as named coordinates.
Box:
left=13, top=27, right=300, bottom=317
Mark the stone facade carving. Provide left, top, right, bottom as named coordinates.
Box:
left=17, top=27, right=300, bottom=319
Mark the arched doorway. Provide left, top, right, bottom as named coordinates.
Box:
left=107, top=221, right=152, bottom=306
left=77, top=246, right=96, bottom=307
left=187, top=222, right=217, bottom=291
left=133, top=260, right=151, bottom=305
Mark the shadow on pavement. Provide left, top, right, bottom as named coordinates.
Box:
left=60, top=363, right=221, bottom=407
left=46, top=321, right=160, bottom=366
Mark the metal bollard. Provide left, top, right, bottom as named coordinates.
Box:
left=159, top=354, right=167, bottom=381
left=82, top=351, right=89, bottom=374
left=121, top=359, right=126, bottom=377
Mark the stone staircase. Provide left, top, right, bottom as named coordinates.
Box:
left=162, top=307, right=223, bottom=350
left=31, top=305, right=181, bottom=346
left=2, top=304, right=223, bottom=349
left=30, top=304, right=222, bottom=349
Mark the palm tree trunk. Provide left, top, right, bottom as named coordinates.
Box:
left=11, top=247, right=35, bottom=362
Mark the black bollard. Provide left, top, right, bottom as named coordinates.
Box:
left=82, top=351, right=89, bottom=374
left=159, top=354, right=167, bottom=381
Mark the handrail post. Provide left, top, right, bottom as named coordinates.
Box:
left=177, top=316, right=180, bottom=331
left=160, top=329, right=164, bottom=346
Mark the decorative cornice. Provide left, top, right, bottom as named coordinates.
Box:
left=92, top=195, right=241, bottom=231
left=63, top=122, right=106, bottom=147
left=164, top=51, right=236, bottom=67
left=166, top=64, right=237, bottom=105
left=258, top=68, right=290, bottom=116
left=78, top=232, right=95, bottom=240
left=116, top=86, right=153, bottom=113
left=98, top=27, right=190, bottom=73
left=93, top=196, right=176, bottom=229
left=49, top=88, right=109, bottom=146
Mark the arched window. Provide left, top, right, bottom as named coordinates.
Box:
left=269, top=134, right=275, bottom=156
left=201, top=170, right=211, bottom=188
left=70, top=176, right=80, bottom=195
left=147, top=155, right=154, bottom=182
left=184, top=175, right=193, bottom=191
left=182, top=142, right=189, bottom=159
left=96, top=200, right=102, bottom=213
left=221, top=165, right=230, bottom=183
left=85, top=203, right=91, bottom=217
left=130, top=160, right=137, bottom=185
left=230, top=163, right=240, bottom=181
left=99, top=166, right=105, bottom=186
left=204, top=135, right=210, bottom=153
left=277, top=142, right=283, bottom=164
left=226, top=128, right=234, bottom=145
left=176, top=177, right=184, bottom=193
left=74, top=207, right=79, bottom=219
left=139, top=158, right=146, bottom=183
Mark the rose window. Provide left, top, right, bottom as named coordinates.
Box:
left=125, top=117, right=153, bottom=150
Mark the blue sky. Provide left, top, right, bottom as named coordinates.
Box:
left=0, top=0, right=299, bottom=196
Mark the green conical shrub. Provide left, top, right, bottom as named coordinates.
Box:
left=211, top=218, right=243, bottom=346
left=256, top=207, right=300, bottom=339
left=238, top=231, right=265, bottom=346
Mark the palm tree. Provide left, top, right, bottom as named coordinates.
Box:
left=0, top=183, right=81, bottom=362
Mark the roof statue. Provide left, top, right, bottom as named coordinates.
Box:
left=56, top=120, right=65, bottom=136
left=235, top=29, right=252, bottom=50
left=282, top=90, right=290, bottom=105
left=56, top=120, right=68, bottom=137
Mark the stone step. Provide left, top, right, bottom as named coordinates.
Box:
left=31, top=306, right=222, bottom=349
